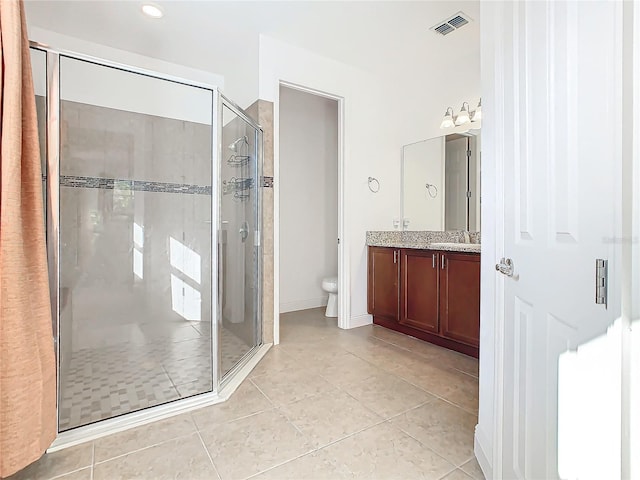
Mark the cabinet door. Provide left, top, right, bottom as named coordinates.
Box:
left=439, top=252, right=480, bottom=346
left=399, top=249, right=439, bottom=333
left=367, top=247, right=399, bottom=321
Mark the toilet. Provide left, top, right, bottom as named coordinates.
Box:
left=321, top=276, right=338, bottom=318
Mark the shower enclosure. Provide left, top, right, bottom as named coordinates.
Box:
left=30, top=45, right=263, bottom=437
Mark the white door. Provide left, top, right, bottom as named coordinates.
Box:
left=485, top=1, right=623, bottom=478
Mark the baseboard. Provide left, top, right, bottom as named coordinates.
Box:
left=346, top=313, right=372, bottom=329
left=474, top=425, right=493, bottom=479
left=280, top=296, right=327, bottom=313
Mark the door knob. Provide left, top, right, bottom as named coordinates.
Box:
left=495, top=258, right=514, bottom=277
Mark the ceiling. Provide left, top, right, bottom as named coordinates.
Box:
left=25, top=0, right=480, bottom=78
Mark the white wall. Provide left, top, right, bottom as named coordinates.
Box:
left=260, top=34, right=480, bottom=336
left=59, top=56, right=212, bottom=125
left=28, top=27, right=224, bottom=91
left=402, top=137, right=445, bottom=231
left=279, top=86, right=338, bottom=313
left=261, top=35, right=396, bottom=333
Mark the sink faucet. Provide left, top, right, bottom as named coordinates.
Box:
left=462, top=231, right=471, bottom=244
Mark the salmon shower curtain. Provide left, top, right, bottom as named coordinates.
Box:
left=0, top=0, right=56, bottom=477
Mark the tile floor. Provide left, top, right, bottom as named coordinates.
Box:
left=10, top=307, right=483, bottom=480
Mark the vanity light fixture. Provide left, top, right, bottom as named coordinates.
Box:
left=440, top=98, right=481, bottom=128
left=455, top=102, right=471, bottom=126
left=440, top=107, right=455, bottom=129
left=142, top=4, right=163, bottom=18
left=471, top=98, right=482, bottom=122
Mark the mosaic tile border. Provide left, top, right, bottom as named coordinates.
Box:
left=60, top=175, right=212, bottom=195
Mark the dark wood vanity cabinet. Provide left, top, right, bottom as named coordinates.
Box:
left=439, top=252, right=480, bottom=347
left=367, top=246, right=480, bottom=357
left=367, top=246, right=400, bottom=321
left=400, top=249, right=439, bottom=334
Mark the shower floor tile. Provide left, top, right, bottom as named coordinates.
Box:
left=59, top=321, right=251, bottom=431
left=220, top=326, right=254, bottom=375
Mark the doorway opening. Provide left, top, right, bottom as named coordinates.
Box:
left=277, top=84, right=342, bottom=340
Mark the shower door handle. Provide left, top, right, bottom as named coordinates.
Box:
left=239, top=221, right=249, bottom=242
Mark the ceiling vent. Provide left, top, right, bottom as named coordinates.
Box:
left=431, top=11, right=472, bottom=36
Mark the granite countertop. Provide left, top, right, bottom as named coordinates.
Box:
left=366, top=231, right=481, bottom=253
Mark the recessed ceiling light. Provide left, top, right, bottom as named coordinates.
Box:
left=142, top=4, right=163, bottom=19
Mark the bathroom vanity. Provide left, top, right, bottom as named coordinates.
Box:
left=366, top=232, right=480, bottom=358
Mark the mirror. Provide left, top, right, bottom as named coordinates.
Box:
left=401, top=129, right=480, bottom=231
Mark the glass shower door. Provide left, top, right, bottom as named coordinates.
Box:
left=219, top=100, right=262, bottom=379
left=56, top=56, right=214, bottom=430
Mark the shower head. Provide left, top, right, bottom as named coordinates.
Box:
left=227, top=135, right=248, bottom=152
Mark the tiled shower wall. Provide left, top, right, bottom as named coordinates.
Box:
left=60, top=100, right=213, bottom=336
left=246, top=100, right=274, bottom=345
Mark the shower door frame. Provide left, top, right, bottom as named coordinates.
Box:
left=31, top=42, right=263, bottom=450
left=216, top=94, right=264, bottom=387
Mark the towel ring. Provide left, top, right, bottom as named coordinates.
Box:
left=368, top=177, right=380, bottom=193
left=425, top=183, right=438, bottom=198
